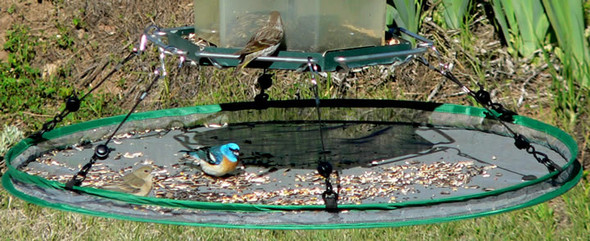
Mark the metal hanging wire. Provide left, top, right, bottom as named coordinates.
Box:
left=415, top=47, right=562, bottom=173
left=307, top=57, right=340, bottom=212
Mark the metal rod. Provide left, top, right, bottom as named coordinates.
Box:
left=144, top=25, right=432, bottom=71
left=195, top=52, right=318, bottom=64
left=397, top=27, right=434, bottom=46
left=334, top=48, right=427, bottom=65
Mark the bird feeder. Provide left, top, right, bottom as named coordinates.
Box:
left=3, top=0, right=582, bottom=230
left=194, top=0, right=386, bottom=52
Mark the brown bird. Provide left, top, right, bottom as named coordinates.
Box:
left=101, top=165, right=154, bottom=196
left=234, top=11, right=284, bottom=73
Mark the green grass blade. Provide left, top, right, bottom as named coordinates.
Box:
left=542, top=0, right=590, bottom=86
left=510, top=0, right=549, bottom=57
left=441, top=0, right=470, bottom=29
left=492, top=0, right=518, bottom=57
left=389, top=0, right=424, bottom=44
left=491, top=0, right=510, bottom=44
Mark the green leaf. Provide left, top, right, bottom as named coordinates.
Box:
left=492, top=0, right=517, bottom=56
left=492, top=0, right=550, bottom=58
left=389, top=0, right=424, bottom=44
left=511, top=0, right=549, bottom=57
left=542, top=0, right=590, bottom=86
left=441, top=0, right=470, bottom=29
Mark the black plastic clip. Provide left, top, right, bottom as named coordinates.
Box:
left=513, top=134, right=562, bottom=173
left=514, top=134, right=530, bottom=150
left=29, top=94, right=82, bottom=140
left=94, top=144, right=111, bottom=160
left=65, top=144, right=110, bottom=191
left=65, top=95, right=81, bottom=112
left=254, top=72, right=273, bottom=109
left=317, top=161, right=339, bottom=212
left=475, top=87, right=516, bottom=122
left=322, top=188, right=339, bottom=212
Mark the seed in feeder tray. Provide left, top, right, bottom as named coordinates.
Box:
left=295, top=174, right=306, bottom=182
left=113, top=132, right=134, bottom=139
left=204, top=123, right=227, bottom=128
left=85, top=158, right=498, bottom=205
left=123, top=152, right=143, bottom=158
left=154, top=191, right=166, bottom=198
left=95, top=169, right=111, bottom=174
left=405, top=160, right=420, bottom=165
left=73, top=145, right=85, bottom=151
left=142, top=159, right=154, bottom=165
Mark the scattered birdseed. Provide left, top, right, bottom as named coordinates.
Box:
left=23, top=153, right=501, bottom=206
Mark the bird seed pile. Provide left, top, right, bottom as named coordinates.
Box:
left=23, top=148, right=498, bottom=205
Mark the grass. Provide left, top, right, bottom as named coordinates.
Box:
left=1, top=0, right=589, bottom=240
left=0, top=24, right=123, bottom=131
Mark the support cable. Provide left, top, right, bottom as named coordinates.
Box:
left=66, top=69, right=163, bottom=190
left=308, top=58, right=339, bottom=212
left=30, top=51, right=139, bottom=139
left=415, top=51, right=561, bottom=173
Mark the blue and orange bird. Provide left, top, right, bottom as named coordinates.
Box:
left=181, top=143, right=241, bottom=177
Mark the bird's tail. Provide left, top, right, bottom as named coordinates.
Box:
left=178, top=150, right=202, bottom=167
left=233, top=54, right=255, bottom=76
left=179, top=150, right=197, bottom=160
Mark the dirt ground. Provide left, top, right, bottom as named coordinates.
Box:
left=0, top=1, right=548, bottom=105
left=1, top=0, right=587, bottom=170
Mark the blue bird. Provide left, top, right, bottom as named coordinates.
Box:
left=181, top=143, right=241, bottom=177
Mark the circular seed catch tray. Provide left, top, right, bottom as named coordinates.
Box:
left=3, top=99, right=581, bottom=229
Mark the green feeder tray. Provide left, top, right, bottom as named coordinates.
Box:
left=3, top=100, right=581, bottom=229
left=146, top=26, right=430, bottom=72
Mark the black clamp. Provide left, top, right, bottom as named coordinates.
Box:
left=513, top=134, right=562, bottom=173
left=65, top=95, right=81, bottom=112
left=322, top=182, right=339, bottom=212
left=65, top=159, right=94, bottom=190
left=30, top=94, right=82, bottom=139
left=317, top=161, right=339, bottom=212
left=65, top=144, right=111, bottom=190
left=254, top=72, right=273, bottom=109
left=474, top=87, right=517, bottom=122
left=94, top=144, right=111, bottom=160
